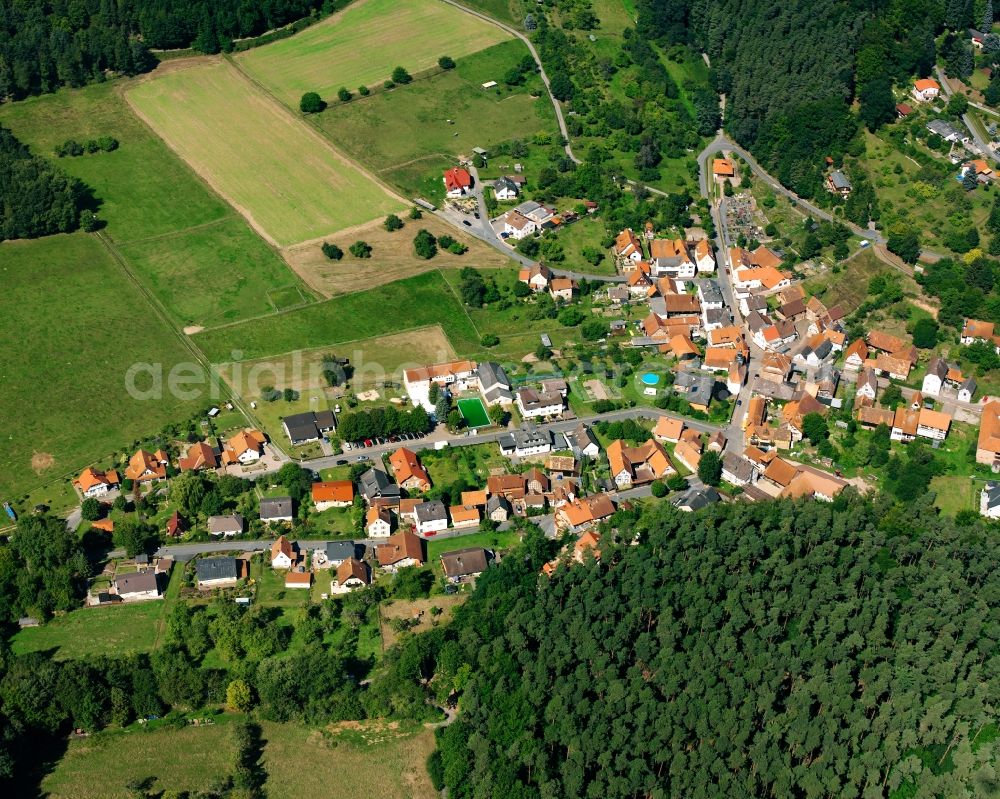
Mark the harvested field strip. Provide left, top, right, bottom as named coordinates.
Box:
left=126, top=59, right=404, bottom=246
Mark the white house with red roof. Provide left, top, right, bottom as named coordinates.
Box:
left=443, top=167, right=472, bottom=198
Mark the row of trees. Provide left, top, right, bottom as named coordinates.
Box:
left=335, top=404, right=431, bottom=443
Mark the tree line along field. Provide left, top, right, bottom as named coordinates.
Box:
left=235, top=0, right=510, bottom=106
left=313, top=40, right=559, bottom=198
left=125, top=59, right=406, bottom=248
left=0, top=81, right=308, bottom=330
left=0, top=235, right=204, bottom=500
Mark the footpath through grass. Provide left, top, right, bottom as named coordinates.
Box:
left=0, top=235, right=203, bottom=500
left=236, top=0, right=510, bottom=105
left=193, top=270, right=481, bottom=362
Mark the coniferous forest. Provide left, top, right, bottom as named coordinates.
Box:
left=412, top=494, right=1000, bottom=798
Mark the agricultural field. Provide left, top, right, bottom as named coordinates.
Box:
left=0, top=81, right=306, bottom=329
left=126, top=59, right=405, bottom=247
left=285, top=213, right=511, bottom=297
left=0, top=235, right=203, bottom=500
left=41, top=721, right=237, bottom=799
left=314, top=40, right=558, bottom=194
left=11, top=595, right=165, bottom=659
left=193, top=271, right=482, bottom=363
left=236, top=0, right=510, bottom=106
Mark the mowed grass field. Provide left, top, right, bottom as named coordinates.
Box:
left=126, top=59, right=405, bottom=247
left=0, top=235, right=203, bottom=499
left=193, top=270, right=482, bottom=363
left=315, top=41, right=557, bottom=183
left=11, top=599, right=164, bottom=659
left=43, top=718, right=437, bottom=799
left=0, top=81, right=306, bottom=328
left=284, top=213, right=511, bottom=297
left=236, top=0, right=509, bottom=105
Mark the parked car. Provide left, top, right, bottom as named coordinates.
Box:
left=462, top=220, right=472, bottom=226
left=336, top=459, right=347, bottom=465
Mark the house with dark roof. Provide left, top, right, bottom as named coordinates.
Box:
left=478, top=361, right=513, bottom=405
left=981, top=482, right=1000, bottom=518
left=498, top=424, right=552, bottom=457
left=207, top=514, right=244, bottom=537
left=493, top=175, right=520, bottom=200
left=440, top=547, right=491, bottom=582
left=282, top=411, right=336, bottom=446
left=196, top=557, right=240, bottom=588
left=359, top=467, right=400, bottom=503
left=260, top=496, right=294, bottom=524
left=414, top=500, right=448, bottom=535
left=114, top=570, right=162, bottom=601
left=564, top=422, right=601, bottom=458
left=673, top=486, right=721, bottom=512
left=312, top=540, right=360, bottom=569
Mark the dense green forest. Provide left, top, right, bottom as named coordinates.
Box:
left=0, top=124, right=86, bottom=239
left=635, top=0, right=948, bottom=197
left=377, top=494, right=1000, bottom=798
left=0, top=0, right=347, bottom=99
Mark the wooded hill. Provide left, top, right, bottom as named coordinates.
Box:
left=378, top=493, right=1000, bottom=797
left=637, top=0, right=947, bottom=198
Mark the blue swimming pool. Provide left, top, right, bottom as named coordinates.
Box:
left=640, top=372, right=660, bottom=386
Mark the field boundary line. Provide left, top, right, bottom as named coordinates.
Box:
left=116, top=80, right=311, bottom=301
left=117, top=214, right=236, bottom=247
left=223, top=54, right=412, bottom=210
left=435, top=267, right=483, bottom=341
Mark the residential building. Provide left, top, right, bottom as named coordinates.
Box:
left=312, top=481, right=354, bottom=511
left=981, top=482, right=1000, bottom=518
left=178, top=441, right=219, bottom=472
left=114, top=571, right=161, bottom=602
left=959, top=376, right=977, bottom=403
left=516, top=386, right=564, bottom=419
left=926, top=118, right=966, bottom=142
left=486, top=494, right=511, bottom=523
left=389, top=447, right=431, bottom=492
left=607, top=439, right=674, bottom=486
left=978, top=401, right=1000, bottom=466
left=890, top=407, right=920, bottom=442
left=856, top=367, right=879, bottom=401
left=913, top=78, right=941, bottom=101
left=827, top=170, right=852, bottom=196
left=270, top=535, right=296, bottom=568
left=555, top=493, right=616, bottom=532
left=564, top=422, right=601, bottom=458
left=518, top=263, right=551, bottom=291
left=758, top=351, right=793, bottom=384
left=874, top=352, right=911, bottom=381
left=486, top=473, right=527, bottom=500
left=74, top=467, right=119, bottom=498
left=857, top=406, right=894, bottom=429
left=922, top=357, right=949, bottom=396
left=440, top=548, right=490, bottom=583
left=721, top=452, right=758, bottom=486
left=673, top=486, right=721, bottom=512
left=649, top=237, right=697, bottom=279
left=366, top=505, right=393, bottom=537
left=403, top=359, right=478, bottom=411
left=207, top=514, right=244, bottom=537
left=359, top=466, right=401, bottom=503
left=330, top=558, right=371, bottom=594
left=414, top=500, right=449, bottom=535
left=713, top=158, right=735, bottom=180
left=843, top=339, right=868, bottom=370
left=260, top=497, right=294, bottom=524
left=222, top=429, right=266, bottom=465
left=376, top=530, right=425, bottom=571
left=614, top=228, right=643, bottom=263
left=961, top=318, right=999, bottom=349
left=499, top=424, right=552, bottom=457
left=285, top=572, right=312, bottom=590
left=674, top=370, right=715, bottom=412
left=449, top=505, right=480, bottom=529
left=460, top=490, right=488, bottom=508
left=166, top=511, right=184, bottom=538
left=493, top=175, right=519, bottom=200
left=312, top=540, right=359, bottom=569
left=443, top=166, right=472, bottom=197
left=672, top=439, right=702, bottom=473
left=549, top=278, right=576, bottom=301
left=504, top=210, right=537, bottom=239
left=282, top=410, right=336, bottom=446
left=124, top=449, right=168, bottom=483
left=195, top=557, right=240, bottom=589
left=916, top=408, right=951, bottom=441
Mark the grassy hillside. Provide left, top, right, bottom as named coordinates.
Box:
left=0, top=234, right=203, bottom=499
